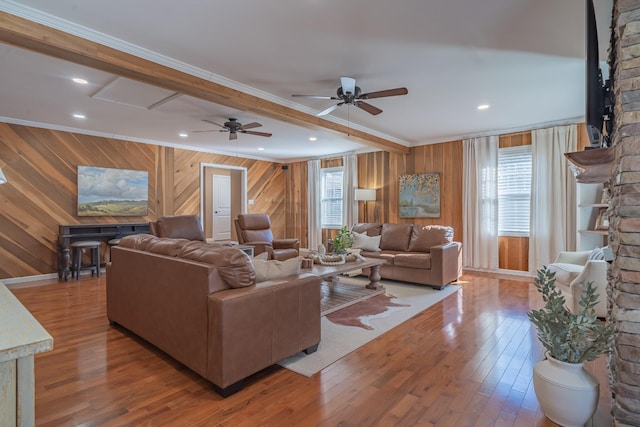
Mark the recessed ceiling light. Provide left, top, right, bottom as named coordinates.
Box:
left=477, top=104, right=490, bottom=110
left=178, top=132, right=188, bottom=138
left=72, top=77, right=88, bottom=85
left=309, top=137, right=317, bottom=141
left=258, top=147, right=265, bottom=151
left=72, top=113, right=86, bottom=119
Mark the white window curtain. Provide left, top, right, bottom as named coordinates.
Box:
left=307, top=159, right=322, bottom=251
left=529, top=124, right=577, bottom=271
left=342, top=153, right=358, bottom=227
left=462, top=136, right=499, bottom=270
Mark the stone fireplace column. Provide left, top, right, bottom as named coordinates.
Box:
left=609, top=1, right=640, bottom=425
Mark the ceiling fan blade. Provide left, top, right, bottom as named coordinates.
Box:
left=317, top=103, right=341, bottom=116
left=191, top=130, right=218, bottom=133
left=243, top=131, right=272, bottom=137
left=240, top=122, right=262, bottom=130
left=360, top=87, right=408, bottom=99
left=357, top=101, right=383, bottom=115
left=292, top=94, right=336, bottom=100
left=229, top=132, right=237, bottom=141
left=202, top=119, right=226, bottom=128
left=340, top=77, right=356, bottom=95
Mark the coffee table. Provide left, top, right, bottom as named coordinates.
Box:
left=307, top=257, right=387, bottom=290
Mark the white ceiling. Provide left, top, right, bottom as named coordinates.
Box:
left=0, top=0, right=613, bottom=161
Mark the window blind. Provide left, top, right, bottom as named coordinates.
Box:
left=321, top=167, right=344, bottom=228
left=498, top=145, right=532, bottom=237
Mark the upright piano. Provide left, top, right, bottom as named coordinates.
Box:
left=58, top=223, right=151, bottom=281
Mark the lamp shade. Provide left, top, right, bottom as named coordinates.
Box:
left=355, top=188, right=376, bottom=201
left=0, top=167, right=6, bottom=184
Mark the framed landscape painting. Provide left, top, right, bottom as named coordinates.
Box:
left=399, top=173, right=440, bottom=218
left=77, top=166, right=149, bottom=216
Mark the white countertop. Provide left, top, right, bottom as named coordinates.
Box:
left=0, top=282, right=53, bottom=363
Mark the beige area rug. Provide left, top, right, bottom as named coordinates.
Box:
left=277, top=276, right=461, bottom=377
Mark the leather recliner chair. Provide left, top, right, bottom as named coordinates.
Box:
left=234, top=213, right=299, bottom=260
left=151, top=215, right=206, bottom=242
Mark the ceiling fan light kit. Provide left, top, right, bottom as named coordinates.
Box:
left=192, top=118, right=272, bottom=140
left=292, top=76, right=408, bottom=117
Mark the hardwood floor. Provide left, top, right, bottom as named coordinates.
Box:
left=9, top=272, right=612, bottom=426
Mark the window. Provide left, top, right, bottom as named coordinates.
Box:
left=498, top=145, right=532, bottom=237
left=321, top=167, right=344, bottom=228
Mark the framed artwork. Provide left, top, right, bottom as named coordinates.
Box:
left=77, top=166, right=149, bottom=216
left=595, top=208, right=609, bottom=230
left=399, top=173, right=440, bottom=218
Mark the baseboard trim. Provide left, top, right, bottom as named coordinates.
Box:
left=3, top=269, right=105, bottom=289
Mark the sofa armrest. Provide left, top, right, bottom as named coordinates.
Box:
left=242, top=241, right=274, bottom=257
left=568, top=259, right=608, bottom=316
left=554, top=250, right=591, bottom=265
left=273, top=238, right=300, bottom=250
left=207, top=274, right=321, bottom=388
left=429, top=242, right=462, bottom=286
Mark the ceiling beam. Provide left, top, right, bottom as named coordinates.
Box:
left=0, top=11, right=409, bottom=155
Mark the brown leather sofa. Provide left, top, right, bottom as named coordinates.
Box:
left=234, top=213, right=299, bottom=260
left=351, top=223, right=462, bottom=289
left=106, top=234, right=320, bottom=397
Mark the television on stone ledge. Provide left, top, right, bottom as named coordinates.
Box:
left=585, top=0, right=613, bottom=149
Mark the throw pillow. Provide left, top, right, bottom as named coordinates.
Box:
left=252, top=257, right=301, bottom=282
left=351, top=230, right=381, bottom=252
left=253, top=251, right=269, bottom=260
left=587, top=247, right=606, bottom=261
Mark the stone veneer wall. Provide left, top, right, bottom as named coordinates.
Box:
left=609, top=1, right=640, bottom=425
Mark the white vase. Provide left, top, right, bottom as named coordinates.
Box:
left=533, top=353, right=599, bottom=427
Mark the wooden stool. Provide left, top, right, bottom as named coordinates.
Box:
left=71, top=241, right=101, bottom=280
left=107, top=238, right=121, bottom=261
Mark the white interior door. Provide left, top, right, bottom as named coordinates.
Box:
left=212, top=175, right=231, bottom=240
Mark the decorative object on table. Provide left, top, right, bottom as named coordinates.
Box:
left=317, top=244, right=326, bottom=256
left=77, top=165, right=149, bottom=216
left=595, top=207, right=609, bottom=230
left=399, top=173, right=440, bottom=218
left=318, top=254, right=346, bottom=265
left=301, top=258, right=313, bottom=269
left=528, top=266, right=614, bottom=427
left=330, top=225, right=353, bottom=254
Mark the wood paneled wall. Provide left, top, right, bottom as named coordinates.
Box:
left=0, top=123, right=289, bottom=278
left=0, top=121, right=594, bottom=279
left=0, top=123, right=157, bottom=278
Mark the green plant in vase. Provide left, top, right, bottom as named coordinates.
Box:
left=528, top=266, right=614, bottom=426
left=528, top=266, right=614, bottom=363
left=331, top=226, right=353, bottom=254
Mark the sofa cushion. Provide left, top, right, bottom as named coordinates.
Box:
left=360, top=251, right=397, bottom=265
left=119, top=234, right=191, bottom=256
left=351, top=223, right=383, bottom=236
left=177, top=242, right=256, bottom=288
left=546, top=262, right=583, bottom=286
left=351, top=231, right=381, bottom=252
left=252, top=257, right=301, bottom=282
left=408, top=225, right=454, bottom=252
left=394, top=253, right=431, bottom=269
left=379, top=224, right=413, bottom=251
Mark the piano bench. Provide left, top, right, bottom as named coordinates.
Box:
left=71, top=241, right=101, bottom=280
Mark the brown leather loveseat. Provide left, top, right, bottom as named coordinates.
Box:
left=106, top=234, right=320, bottom=397
left=351, top=223, right=462, bottom=289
